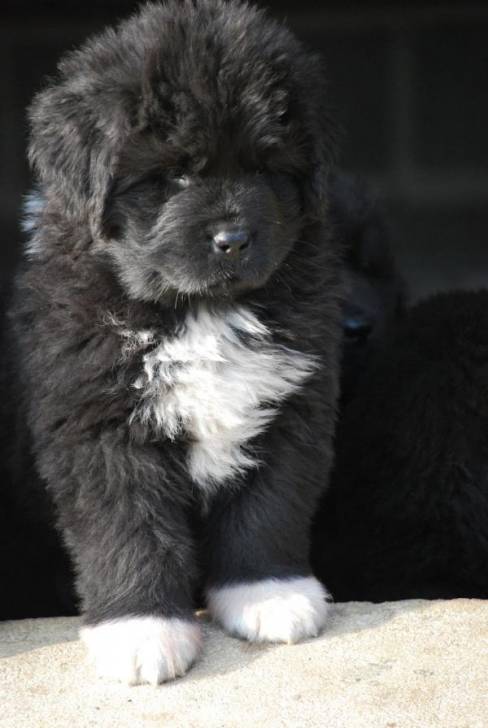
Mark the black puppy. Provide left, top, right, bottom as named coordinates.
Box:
left=3, top=0, right=343, bottom=684
left=313, top=290, right=488, bottom=602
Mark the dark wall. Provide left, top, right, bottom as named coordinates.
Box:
left=1, top=1, right=487, bottom=299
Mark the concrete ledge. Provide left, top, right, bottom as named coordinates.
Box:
left=1, top=600, right=487, bottom=727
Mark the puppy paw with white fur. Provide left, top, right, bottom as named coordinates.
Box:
left=207, top=576, right=330, bottom=644
left=80, top=616, right=202, bottom=686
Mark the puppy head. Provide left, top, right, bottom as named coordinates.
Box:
left=329, top=173, right=406, bottom=342
left=28, top=0, right=336, bottom=302
left=328, top=173, right=407, bottom=399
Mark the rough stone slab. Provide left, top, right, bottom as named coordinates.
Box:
left=1, top=600, right=487, bottom=728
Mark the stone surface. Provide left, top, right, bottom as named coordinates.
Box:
left=1, top=600, right=487, bottom=727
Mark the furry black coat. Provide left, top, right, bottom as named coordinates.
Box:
left=2, top=0, right=343, bottom=685
left=313, top=290, right=488, bottom=601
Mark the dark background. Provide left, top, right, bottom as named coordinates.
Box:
left=1, top=1, right=487, bottom=300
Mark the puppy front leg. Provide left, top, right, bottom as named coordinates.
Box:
left=205, top=454, right=330, bottom=644
left=42, top=434, right=201, bottom=685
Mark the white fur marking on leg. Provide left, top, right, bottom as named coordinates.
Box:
left=80, top=616, right=202, bottom=686
left=207, top=576, right=330, bottom=644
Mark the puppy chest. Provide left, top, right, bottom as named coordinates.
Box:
left=129, top=307, right=316, bottom=488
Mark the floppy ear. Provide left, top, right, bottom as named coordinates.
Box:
left=28, top=83, right=127, bottom=240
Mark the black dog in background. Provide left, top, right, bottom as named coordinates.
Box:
left=313, top=289, right=488, bottom=602
left=329, top=173, right=406, bottom=402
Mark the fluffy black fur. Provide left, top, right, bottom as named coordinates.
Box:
left=313, top=290, right=488, bottom=601
left=2, top=0, right=343, bottom=665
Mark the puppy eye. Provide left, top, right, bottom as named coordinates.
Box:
left=169, top=175, right=191, bottom=189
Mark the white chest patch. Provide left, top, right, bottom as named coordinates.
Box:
left=125, top=306, right=317, bottom=489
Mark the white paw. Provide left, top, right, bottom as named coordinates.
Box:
left=80, top=616, right=202, bottom=686
left=207, top=576, right=330, bottom=644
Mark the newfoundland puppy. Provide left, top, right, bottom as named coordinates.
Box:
left=313, top=290, right=488, bottom=602
left=3, top=0, right=343, bottom=684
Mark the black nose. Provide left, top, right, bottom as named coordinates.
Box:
left=210, top=224, right=251, bottom=258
